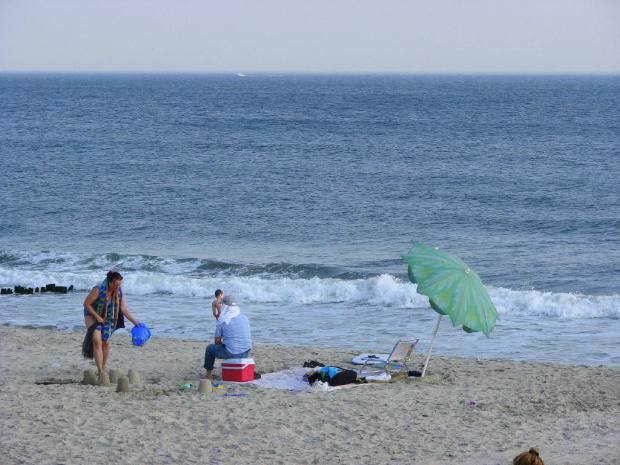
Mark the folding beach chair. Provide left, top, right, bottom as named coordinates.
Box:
left=359, top=339, right=419, bottom=376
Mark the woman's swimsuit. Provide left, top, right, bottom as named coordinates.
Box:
left=83, top=283, right=123, bottom=340
left=83, top=297, right=113, bottom=316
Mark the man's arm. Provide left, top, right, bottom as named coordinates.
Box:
left=214, top=325, right=223, bottom=345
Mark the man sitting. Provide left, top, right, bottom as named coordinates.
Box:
left=202, top=295, right=252, bottom=379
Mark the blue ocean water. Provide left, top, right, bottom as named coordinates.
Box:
left=1, top=74, right=619, bottom=366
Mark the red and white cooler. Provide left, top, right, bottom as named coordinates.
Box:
left=221, top=358, right=255, bottom=382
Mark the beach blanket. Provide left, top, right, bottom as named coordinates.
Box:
left=249, top=367, right=367, bottom=392
left=225, top=367, right=407, bottom=391
left=94, top=279, right=124, bottom=341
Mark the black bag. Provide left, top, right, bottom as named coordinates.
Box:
left=329, top=369, right=357, bottom=386
left=306, top=367, right=357, bottom=386
left=82, top=323, right=98, bottom=359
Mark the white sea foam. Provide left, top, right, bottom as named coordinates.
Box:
left=2, top=272, right=619, bottom=366
left=490, top=286, right=619, bottom=319
left=1, top=266, right=618, bottom=320
left=2, top=250, right=619, bottom=367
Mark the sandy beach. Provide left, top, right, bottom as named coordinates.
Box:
left=1, top=325, right=618, bottom=465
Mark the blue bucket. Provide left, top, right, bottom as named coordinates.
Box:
left=131, top=323, right=151, bottom=346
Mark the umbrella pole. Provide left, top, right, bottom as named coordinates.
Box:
left=421, top=314, right=442, bottom=377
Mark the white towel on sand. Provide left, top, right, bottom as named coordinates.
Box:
left=365, top=372, right=391, bottom=381
left=217, top=304, right=240, bottom=325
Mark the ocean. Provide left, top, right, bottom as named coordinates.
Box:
left=1, top=73, right=619, bottom=366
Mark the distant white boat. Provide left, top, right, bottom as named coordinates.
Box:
left=235, top=73, right=246, bottom=77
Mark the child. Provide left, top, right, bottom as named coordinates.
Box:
left=211, top=289, right=224, bottom=320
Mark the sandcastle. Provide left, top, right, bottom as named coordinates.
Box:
left=82, top=370, right=97, bottom=386
left=198, top=379, right=213, bottom=393
left=97, top=372, right=112, bottom=387
left=116, top=376, right=131, bottom=393
left=128, top=370, right=141, bottom=385
left=109, top=369, right=125, bottom=383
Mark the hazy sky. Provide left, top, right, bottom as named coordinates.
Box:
left=1, top=0, right=619, bottom=74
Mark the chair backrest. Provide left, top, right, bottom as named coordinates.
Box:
left=387, top=339, right=419, bottom=362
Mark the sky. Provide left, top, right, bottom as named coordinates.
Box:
left=1, top=0, right=619, bottom=74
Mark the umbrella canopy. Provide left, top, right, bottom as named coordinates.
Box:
left=402, top=242, right=500, bottom=376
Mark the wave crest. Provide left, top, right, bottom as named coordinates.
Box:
left=1, top=249, right=617, bottom=319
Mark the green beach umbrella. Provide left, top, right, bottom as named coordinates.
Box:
left=402, top=242, right=500, bottom=377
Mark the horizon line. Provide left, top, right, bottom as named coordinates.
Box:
left=1, top=70, right=619, bottom=77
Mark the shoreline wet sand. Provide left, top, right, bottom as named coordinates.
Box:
left=1, top=326, right=619, bottom=464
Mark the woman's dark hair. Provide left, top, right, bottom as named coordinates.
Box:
left=106, top=270, right=123, bottom=284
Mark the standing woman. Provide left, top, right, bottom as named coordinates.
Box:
left=83, top=271, right=140, bottom=374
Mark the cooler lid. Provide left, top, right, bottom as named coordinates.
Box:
left=222, top=358, right=254, bottom=365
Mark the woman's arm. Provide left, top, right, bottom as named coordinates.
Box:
left=120, top=296, right=140, bottom=326
left=83, top=287, right=105, bottom=324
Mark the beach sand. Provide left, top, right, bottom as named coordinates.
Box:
left=1, top=325, right=618, bottom=465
